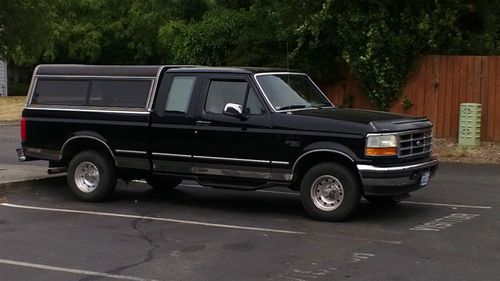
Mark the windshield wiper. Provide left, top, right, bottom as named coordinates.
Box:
left=276, top=104, right=310, bottom=110
left=314, top=103, right=335, bottom=109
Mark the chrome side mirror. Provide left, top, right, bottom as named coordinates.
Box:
left=223, top=103, right=243, bottom=117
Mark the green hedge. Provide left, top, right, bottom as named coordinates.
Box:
left=7, top=82, right=29, bottom=96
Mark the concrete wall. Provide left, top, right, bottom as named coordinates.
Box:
left=0, top=60, right=7, bottom=96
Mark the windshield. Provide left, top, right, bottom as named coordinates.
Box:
left=255, top=74, right=333, bottom=111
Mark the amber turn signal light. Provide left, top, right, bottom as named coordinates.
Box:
left=365, top=147, right=398, bottom=156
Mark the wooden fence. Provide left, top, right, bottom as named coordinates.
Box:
left=321, top=55, right=500, bottom=141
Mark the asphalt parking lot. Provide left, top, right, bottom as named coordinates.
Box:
left=0, top=163, right=499, bottom=281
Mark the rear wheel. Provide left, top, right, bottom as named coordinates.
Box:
left=67, top=150, right=116, bottom=201
left=300, top=162, right=361, bottom=221
left=147, top=177, right=182, bottom=190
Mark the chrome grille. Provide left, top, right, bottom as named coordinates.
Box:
left=398, top=129, right=432, bottom=158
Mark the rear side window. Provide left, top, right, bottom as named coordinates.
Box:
left=32, top=80, right=89, bottom=105
left=31, top=78, right=152, bottom=108
left=165, top=76, right=196, bottom=113
left=88, top=80, right=150, bottom=108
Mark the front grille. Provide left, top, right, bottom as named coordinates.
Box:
left=398, top=129, right=432, bottom=158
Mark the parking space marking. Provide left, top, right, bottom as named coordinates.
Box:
left=411, top=213, right=480, bottom=231
left=0, top=203, right=305, bottom=235
left=401, top=201, right=491, bottom=209
left=282, top=267, right=338, bottom=281
left=0, top=258, right=158, bottom=281
left=350, top=253, right=375, bottom=263
left=1, top=203, right=405, bottom=244
left=316, top=233, right=402, bottom=245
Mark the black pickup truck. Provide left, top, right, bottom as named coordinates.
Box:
left=18, top=65, right=438, bottom=221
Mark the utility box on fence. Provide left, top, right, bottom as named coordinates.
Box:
left=458, top=103, right=481, bottom=147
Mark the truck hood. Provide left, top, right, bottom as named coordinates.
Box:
left=283, top=108, right=432, bottom=133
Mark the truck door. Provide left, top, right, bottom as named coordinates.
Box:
left=150, top=72, right=199, bottom=176
left=193, top=74, right=273, bottom=183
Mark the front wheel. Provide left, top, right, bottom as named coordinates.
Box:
left=67, top=150, right=117, bottom=201
left=300, top=162, right=361, bottom=221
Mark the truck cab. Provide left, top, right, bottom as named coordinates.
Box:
left=18, top=65, right=438, bottom=221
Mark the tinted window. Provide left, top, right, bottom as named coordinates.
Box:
left=245, top=88, right=265, bottom=115
left=88, top=80, right=151, bottom=108
left=205, top=81, right=264, bottom=115
left=32, top=79, right=89, bottom=105
left=32, top=78, right=152, bottom=108
left=256, top=74, right=331, bottom=110
left=165, top=77, right=196, bottom=113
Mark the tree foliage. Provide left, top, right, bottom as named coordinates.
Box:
left=0, top=0, right=56, bottom=65
left=163, top=8, right=251, bottom=65
left=335, top=0, right=463, bottom=110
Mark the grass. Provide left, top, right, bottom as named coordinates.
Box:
left=0, top=96, right=26, bottom=122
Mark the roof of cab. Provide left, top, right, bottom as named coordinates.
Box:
left=166, top=66, right=297, bottom=74
left=34, top=64, right=300, bottom=77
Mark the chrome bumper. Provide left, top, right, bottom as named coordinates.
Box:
left=357, top=158, right=439, bottom=196
left=357, top=159, right=438, bottom=173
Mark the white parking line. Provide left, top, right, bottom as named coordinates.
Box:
left=0, top=258, right=158, bottom=281
left=2, top=202, right=406, bottom=245
left=401, top=201, right=491, bottom=210
left=0, top=203, right=305, bottom=235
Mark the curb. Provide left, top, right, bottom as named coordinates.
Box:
left=0, top=175, right=65, bottom=193
left=0, top=121, right=20, bottom=126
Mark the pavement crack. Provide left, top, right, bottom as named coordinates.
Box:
left=79, top=215, right=161, bottom=281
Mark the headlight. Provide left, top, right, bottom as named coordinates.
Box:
left=365, top=134, right=398, bottom=156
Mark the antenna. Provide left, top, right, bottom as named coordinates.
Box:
left=286, top=41, right=289, bottom=71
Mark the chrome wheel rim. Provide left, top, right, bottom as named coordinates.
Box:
left=310, top=175, right=344, bottom=211
left=74, top=161, right=100, bottom=193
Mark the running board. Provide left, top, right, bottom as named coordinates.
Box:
left=48, top=167, right=67, bottom=175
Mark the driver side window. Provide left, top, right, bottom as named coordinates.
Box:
left=205, top=80, right=265, bottom=115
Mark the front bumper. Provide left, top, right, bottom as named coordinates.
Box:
left=357, top=158, right=438, bottom=196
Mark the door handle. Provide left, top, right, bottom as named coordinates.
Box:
left=196, top=120, right=212, bottom=126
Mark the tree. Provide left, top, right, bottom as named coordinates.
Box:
left=43, top=0, right=209, bottom=64
left=0, top=0, right=56, bottom=66
left=335, top=0, right=462, bottom=110
left=164, top=8, right=251, bottom=65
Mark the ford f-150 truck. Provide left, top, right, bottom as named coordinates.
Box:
left=17, top=65, right=438, bottom=221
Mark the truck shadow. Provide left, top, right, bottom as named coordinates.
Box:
left=9, top=177, right=431, bottom=223
left=114, top=181, right=429, bottom=223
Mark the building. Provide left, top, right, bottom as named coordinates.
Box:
left=0, top=60, right=7, bottom=96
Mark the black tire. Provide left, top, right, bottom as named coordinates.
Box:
left=67, top=150, right=116, bottom=202
left=365, top=195, right=403, bottom=206
left=300, top=162, right=361, bottom=221
left=147, top=177, right=182, bottom=190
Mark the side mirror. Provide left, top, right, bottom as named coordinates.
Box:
left=223, top=103, right=243, bottom=118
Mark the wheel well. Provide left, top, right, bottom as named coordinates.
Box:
left=290, top=152, right=360, bottom=190
left=61, top=138, right=115, bottom=166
